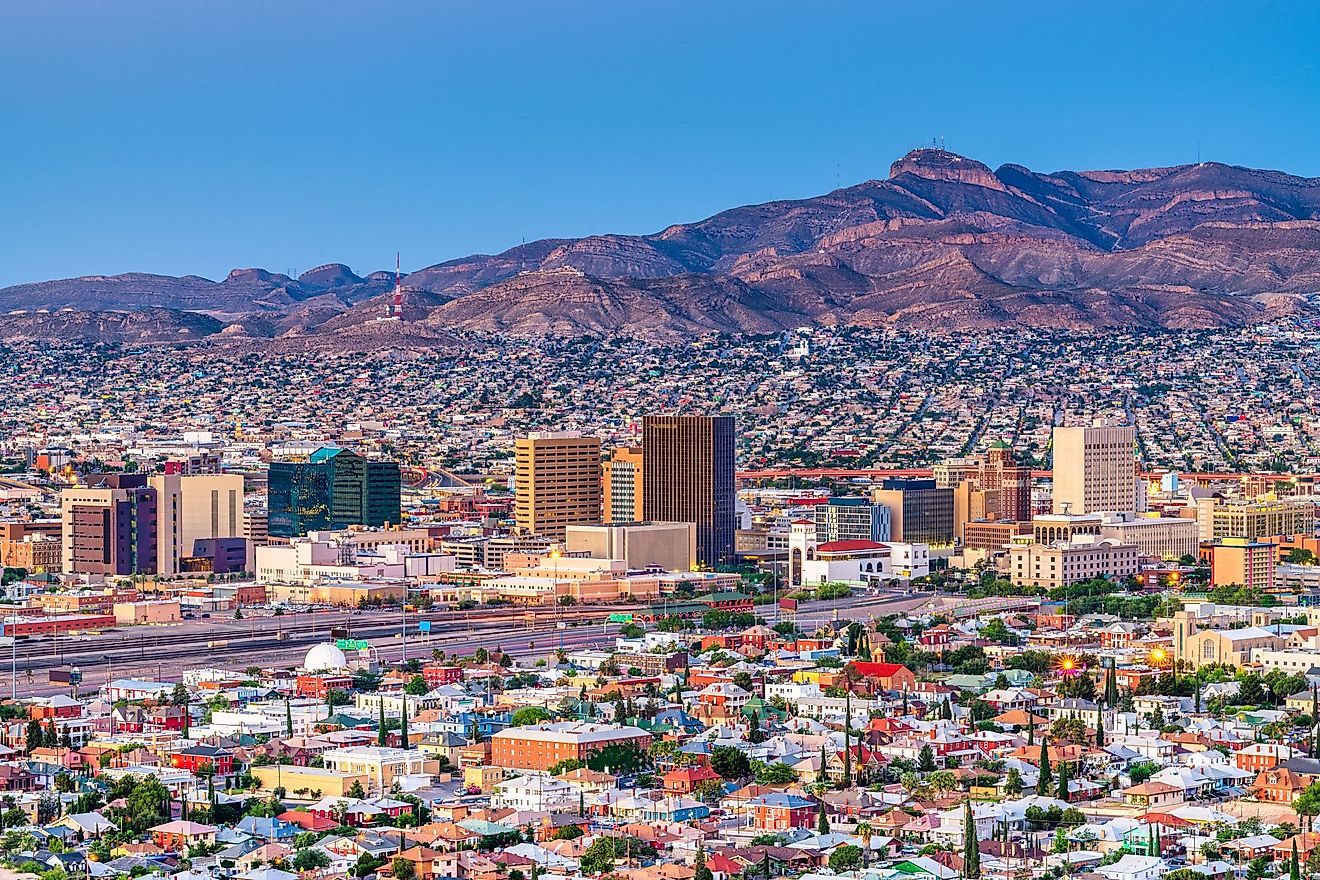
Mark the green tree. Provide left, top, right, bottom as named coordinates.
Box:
left=391, top=857, right=416, bottom=880
left=293, top=849, right=331, bottom=871
left=694, top=848, right=712, bottom=880
left=510, top=707, right=551, bottom=727
left=817, top=800, right=829, bottom=835
left=1036, top=740, right=1052, bottom=796
left=963, top=800, right=981, bottom=878
left=1004, top=767, right=1024, bottom=796
left=711, top=746, right=751, bottom=780
left=579, top=838, right=617, bottom=875
left=404, top=675, right=428, bottom=696
left=918, top=744, right=936, bottom=773
left=347, top=779, right=367, bottom=800
left=828, top=845, right=862, bottom=873
left=1295, top=781, right=1320, bottom=831
left=754, top=762, right=799, bottom=785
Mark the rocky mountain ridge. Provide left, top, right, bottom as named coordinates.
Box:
left=4, top=150, right=1318, bottom=343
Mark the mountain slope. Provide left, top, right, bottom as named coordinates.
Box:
left=2, top=149, right=1318, bottom=339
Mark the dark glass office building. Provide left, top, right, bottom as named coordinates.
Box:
left=268, top=448, right=401, bottom=537
left=642, top=415, right=736, bottom=567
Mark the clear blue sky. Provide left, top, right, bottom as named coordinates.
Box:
left=3, top=0, right=1319, bottom=287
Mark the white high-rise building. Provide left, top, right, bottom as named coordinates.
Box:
left=1051, top=424, right=1137, bottom=515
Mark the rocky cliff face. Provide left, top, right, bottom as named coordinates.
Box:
left=3, top=149, right=1318, bottom=341
left=0, top=307, right=224, bottom=343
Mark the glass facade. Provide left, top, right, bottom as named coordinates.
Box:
left=642, top=415, right=736, bottom=566
left=268, top=449, right=400, bottom=537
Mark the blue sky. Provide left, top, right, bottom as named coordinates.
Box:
left=3, top=0, right=1318, bottom=287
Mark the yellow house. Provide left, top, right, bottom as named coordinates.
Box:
left=464, top=764, right=505, bottom=793
left=251, top=763, right=370, bottom=799
left=320, top=746, right=439, bottom=794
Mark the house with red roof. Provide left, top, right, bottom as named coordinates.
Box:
left=849, top=662, right=917, bottom=693
left=663, top=765, right=723, bottom=795
left=706, top=853, right=744, bottom=880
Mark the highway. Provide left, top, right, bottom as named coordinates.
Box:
left=7, top=592, right=931, bottom=700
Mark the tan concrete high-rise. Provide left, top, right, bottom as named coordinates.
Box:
left=149, top=473, right=246, bottom=575
left=1051, top=424, right=1137, bottom=515
left=514, top=432, right=602, bottom=540
left=602, top=446, right=644, bottom=524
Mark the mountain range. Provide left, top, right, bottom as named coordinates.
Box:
left=5, top=148, right=1320, bottom=344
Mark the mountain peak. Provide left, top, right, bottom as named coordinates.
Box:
left=889, top=148, right=1003, bottom=189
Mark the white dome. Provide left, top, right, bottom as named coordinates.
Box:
left=303, top=642, right=348, bottom=672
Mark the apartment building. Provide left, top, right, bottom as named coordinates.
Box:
left=61, top=474, right=158, bottom=576
left=490, top=722, right=651, bottom=772
left=1007, top=536, right=1140, bottom=589
left=602, top=445, right=644, bottom=524
left=1195, top=497, right=1316, bottom=543
left=1205, top=537, right=1277, bottom=589
left=1052, top=424, right=1137, bottom=514
left=514, top=432, right=602, bottom=540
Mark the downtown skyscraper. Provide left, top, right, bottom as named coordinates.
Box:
left=642, top=415, right=736, bottom=567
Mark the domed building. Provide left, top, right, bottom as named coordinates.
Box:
left=303, top=642, right=349, bottom=672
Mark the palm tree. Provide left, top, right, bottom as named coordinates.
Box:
left=856, top=822, right=873, bottom=868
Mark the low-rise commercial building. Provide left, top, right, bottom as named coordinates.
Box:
left=490, top=722, right=651, bottom=772
left=1006, top=536, right=1140, bottom=589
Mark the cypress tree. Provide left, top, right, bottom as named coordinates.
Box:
left=1312, top=686, right=1319, bottom=757
left=817, top=800, right=829, bottom=835
left=285, top=697, right=294, bottom=738
left=1028, top=717, right=1035, bottom=746
left=694, top=847, right=712, bottom=880
left=1195, top=681, right=1202, bottom=714
left=1292, top=840, right=1301, bottom=880
left=1056, top=760, right=1069, bottom=801
left=963, top=799, right=980, bottom=879
left=842, top=692, right=852, bottom=787
left=1095, top=708, right=1105, bottom=747
left=901, top=689, right=908, bottom=717
left=400, top=698, right=409, bottom=749
left=378, top=700, right=388, bottom=747
left=818, top=744, right=829, bottom=784
left=1036, top=739, right=1052, bottom=796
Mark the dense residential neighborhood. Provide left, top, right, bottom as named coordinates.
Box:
left=7, top=584, right=1320, bottom=880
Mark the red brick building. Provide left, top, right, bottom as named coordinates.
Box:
left=170, top=744, right=234, bottom=776
left=296, top=674, right=353, bottom=698
left=490, top=722, right=651, bottom=772
left=422, top=665, right=463, bottom=688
